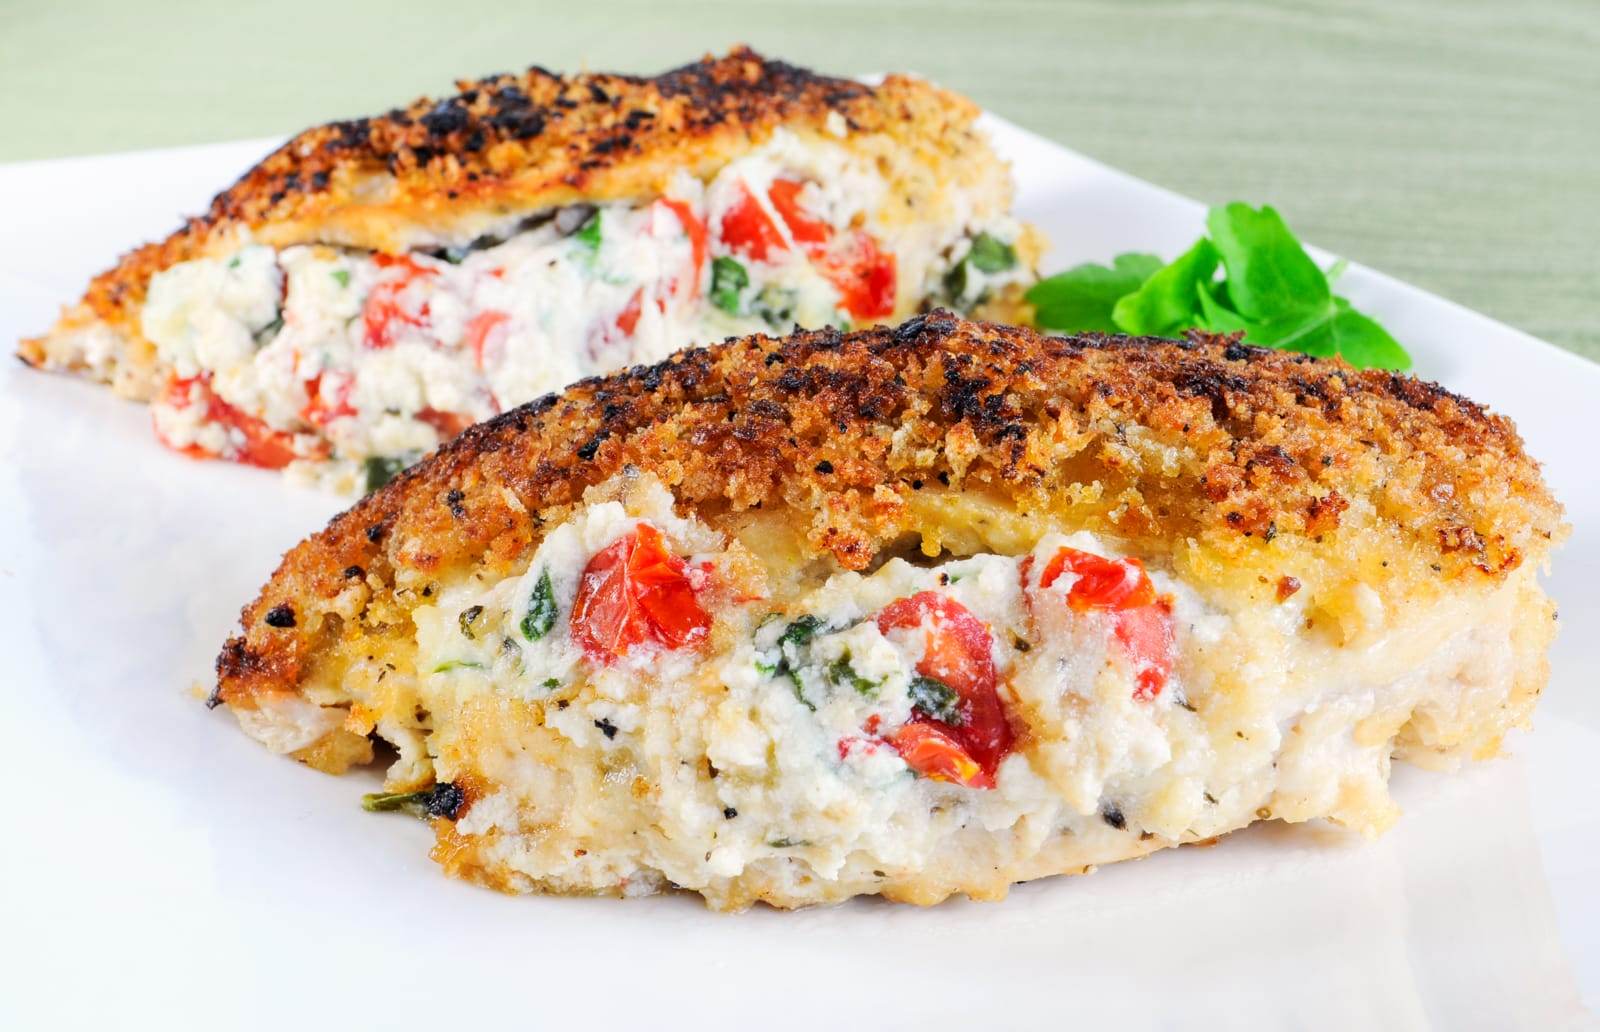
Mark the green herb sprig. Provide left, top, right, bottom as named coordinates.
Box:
left=1025, top=203, right=1409, bottom=370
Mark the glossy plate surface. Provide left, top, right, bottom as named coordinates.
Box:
left=1, top=118, right=1595, bottom=1029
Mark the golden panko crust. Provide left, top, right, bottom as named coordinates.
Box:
left=21, top=48, right=984, bottom=393
left=214, top=311, right=1563, bottom=709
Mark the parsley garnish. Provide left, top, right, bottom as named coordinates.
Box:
left=520, top=569, right=557, bottom=640
left=331, top=268, right=351, bottom=288
left=1025, top=202, right=1409, bottom=370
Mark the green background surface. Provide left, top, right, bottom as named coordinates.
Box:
left=3, top=0, right=1595, bottom=358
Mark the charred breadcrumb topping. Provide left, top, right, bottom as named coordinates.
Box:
left=216, top=311, right=1562, bottom=706
left=27, top=48, right=961, bottom=370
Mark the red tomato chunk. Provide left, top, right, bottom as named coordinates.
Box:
left=362, top=254, right=435, bottom=349
left=156, top=374, right=300, bottom=469
left=572, top=523, right=711, bottom=663
left=1027, top=547, right=1175, bottom=700
left=877, top=591, right=1013, bottom=787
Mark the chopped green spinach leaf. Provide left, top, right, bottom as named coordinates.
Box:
left=361, top=782, right=464, bottom=819
left=779, top=615, right=823, bottom=650
left=363, top=454, right=409, bottom=493
left=908, top=675, right=964, bottom=725
left=967, top=232, right=1017, bottom=273
left=253, top=313, right=284, bottom=345
left=520, top=569, right=557, bottom=640
left=574, top=211, right=602, bottom=252
left=827, top=655, right=879, bottom=697
left=709, top=256, right=749, bottom=314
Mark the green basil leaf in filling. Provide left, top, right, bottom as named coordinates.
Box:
left=828, top=654, right=879, bottom=698
left=575, top=211, right=603, bottom=252
left=908, top=674, right=964, bottom=725
left=779, top=615, right=823, bottom=650
left=520, top=568, right=558, bottom=641
left=709, top=256, right=749, bottom=314
left=363, top=454, right=410, bottom=493
left=967, top=232, right=1017, bottom=274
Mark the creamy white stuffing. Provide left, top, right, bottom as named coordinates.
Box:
left=407, top=477, right=1226, bottom=892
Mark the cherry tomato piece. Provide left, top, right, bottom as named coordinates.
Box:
left=414, top=408, right=474, bottom=439
left=1113, top=601, right=1175, bottom=701
left=719, top=184, right=788, bottom=262
left=658, top=198, right=708, bottom=296
left=1034, top=547, right=1157, bottom=611
left=156, top=374, right=299, bottom=469
left=766, top=179, right=830, bottom=249
left=1025, top=547, right=1174, bottom=699
left=362, top=254, right=435, bottom=349
left=572, top=523, right=711, bottom=663
left=615, top=288, right=644, bottom=337
left=877, top=591, right=1013, bottom=777
left=463, top=310, right=510, bottom=370
left=300, top=371, right=356, bottom=427
left=820, top=234, right=897, bottom=321
left=890, top=723, right=993, bottom=789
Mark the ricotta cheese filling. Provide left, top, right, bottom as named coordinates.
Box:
left=396, top=479, right=1222, bottom=895
left=140, top=130, right=1029, bottom=491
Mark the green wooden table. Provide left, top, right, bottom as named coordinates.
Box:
left=4, top=0, right=1594, bottom=358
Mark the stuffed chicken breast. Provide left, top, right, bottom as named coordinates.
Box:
left=20, top=49, right=1037, bottom=492
left=211, top=312, right=1563, bottom=909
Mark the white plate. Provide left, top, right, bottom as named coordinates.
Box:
left=1, top=117, right=1596, bottom=1030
